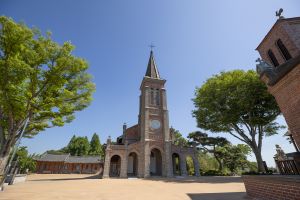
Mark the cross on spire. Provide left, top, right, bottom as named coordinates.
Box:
left=149, top=43, right=155, bottom=51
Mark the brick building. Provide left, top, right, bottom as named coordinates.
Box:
left=243, top=15, right=300, bottom=200
left=256, top=16, right=300, bottom=147
left=35, top=153, right=103, bottom=174
left=102, top=51, right=200, bottom=178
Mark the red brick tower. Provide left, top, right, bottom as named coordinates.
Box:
left=256, top=16, right=300, bottom=149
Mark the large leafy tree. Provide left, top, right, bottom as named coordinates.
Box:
left=0, top=16, right=95, bottom=175
left=193, top=70, right=283, bottom=172
left=89, top=133, right=103, bottom=157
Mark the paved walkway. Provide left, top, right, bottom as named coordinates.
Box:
left=0, top=174, right=249, bottom=200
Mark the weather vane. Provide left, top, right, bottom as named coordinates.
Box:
left=276, top=8, right=284, bottom=19
left=149, top=43, right=155, bottom=51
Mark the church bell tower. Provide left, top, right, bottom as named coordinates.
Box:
left=138, top=50, right=172, bottom=177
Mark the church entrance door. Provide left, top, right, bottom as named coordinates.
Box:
left=127, top=152, right=138, bottom=177
left=110, top=155, right=121, bottom=177
left=150, top=148, right=162, bottom=176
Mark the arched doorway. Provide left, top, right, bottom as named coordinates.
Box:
left=127, top=152, right=138, bottom=177
left=172, top=153, right=181, bottom=176
left=186, top=156, right=195, bottom=176
left=150, top=148, right=162, bottom=176
left=110, top=155, right=121, bottom=177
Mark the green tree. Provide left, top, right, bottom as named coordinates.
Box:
left=188, top=131, right=229, bottom=171
left=89, top=133, right=103, bottom=157
left=16, top=146, right=36, bottom=174
left=0, top=16, right=95, bottom=176
left=219, top=144, right=251, bottom=174
left=198, top=150, right=219, bottom=173
left=170, top=127, right=188, bottom=147
left=67, top=136, right=90, bottom=156
left=193, top=70, right=283, bottom=172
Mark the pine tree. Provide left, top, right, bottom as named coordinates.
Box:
left=89, top=133, right=103, bottom=157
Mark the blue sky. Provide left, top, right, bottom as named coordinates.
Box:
left=1, top=0, right=299, bottom=167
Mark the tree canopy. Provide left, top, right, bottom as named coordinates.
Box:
left=89, top=133, right=104, bottom=157
left=0, top=16, right=95, bottom=175
left=193, top=70, right=283, bottom=172
left=66, top=136, right=90, bottom=156
left=47, top=133, right=104, bottom=157
left=170, top=127, right=188, bottom=147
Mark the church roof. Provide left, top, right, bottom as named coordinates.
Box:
left=256, top=17, right=300, bottom=50
left=145, top=50, right=160, bottom=79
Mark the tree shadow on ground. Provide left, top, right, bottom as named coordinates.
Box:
left=30, top=174, right=101, bottom=181
left=144, top=176, right=244, bottom=184
left=187, top=192, right=250, bottom=200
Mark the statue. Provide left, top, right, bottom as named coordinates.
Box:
left=275, top=8, right=284, bottom=19
left=275, top=144, right=287, bottom=161
left=256, top=58, right=277, bottom=80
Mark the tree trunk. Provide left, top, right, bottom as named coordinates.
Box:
left=251, top=145, right=266, bottom=173
left=0, top=152, right=10, bottom=187
left=0, top=153, right=10, bottom=175
left=214, top=155, right=223, bottom=172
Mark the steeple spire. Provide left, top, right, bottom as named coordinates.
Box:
left=145, top=50, right=160, bottom=79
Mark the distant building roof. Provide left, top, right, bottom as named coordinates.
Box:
left=35, top=153, right=103, bottom=163
left=35, top=154, right=69, bottom=162
left=67, top=156, right=102, bottom=164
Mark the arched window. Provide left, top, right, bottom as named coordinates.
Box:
left=268, top=49, right=279, bottom=67
left=276, top=39, right=292, bottom=61
left=150, top=88, right=154, bottom=105
left=155, top=89, right=160, bottom=105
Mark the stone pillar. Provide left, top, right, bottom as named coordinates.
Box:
left=193, top=146, right=200, bottom=177
left=120, top=142, right=128, bottom=178
left=180, top=154, right=187, bottom=176
left=103, top=137, right=111, bottom=178
left=143, top=141, right=150, bottom=178
left=164, top=141, right=173, bottom=177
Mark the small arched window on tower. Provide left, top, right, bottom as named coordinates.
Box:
left=155, top=89, right=160, bottom=105
left=276, top=39, right=292, bottom=61
left=267, top=49, right=279, bottom=67
left=150, top=88, right=154, bottom=105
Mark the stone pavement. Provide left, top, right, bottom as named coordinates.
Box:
left=0, top=174, right=249, bottom=200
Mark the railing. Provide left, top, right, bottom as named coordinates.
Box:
left=275, top=159, right=300, bottom=175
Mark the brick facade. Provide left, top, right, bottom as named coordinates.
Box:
left=243, top=175, right=300, bottom=200
left=257, top=17, right=300, bottom=149
left=35, top=154, right=103, bottom=174
left=247, top=15, right=300, bottom=200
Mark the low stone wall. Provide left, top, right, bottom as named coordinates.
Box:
left=242, top=175, right=300, bottom=200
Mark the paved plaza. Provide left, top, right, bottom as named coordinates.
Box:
left=0, top=174, right=248, bottom=200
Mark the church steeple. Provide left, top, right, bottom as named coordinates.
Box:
left=145, top=50, right=160, bottom=79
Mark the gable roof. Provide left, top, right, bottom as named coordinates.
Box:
left=256, top=17, right=300, bottom=50
left=67, top=156, right=102, bottom=164
left=35, top=153, right=103, bottom=163
left=35, top=154, right=69, bottom=162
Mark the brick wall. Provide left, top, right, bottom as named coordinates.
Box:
left=262, top=63, right=300, bottom=147
left=243, top=175, right=300, bottom=200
